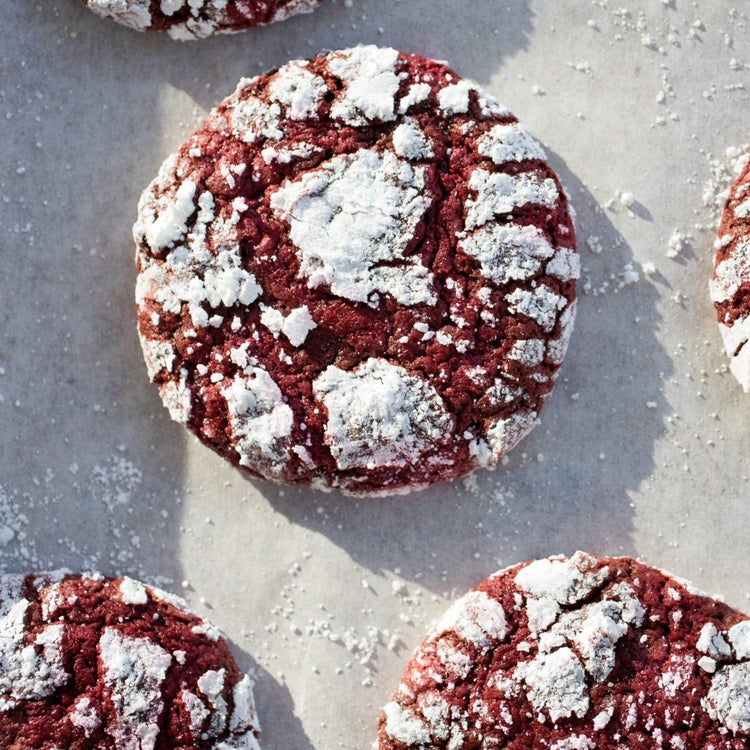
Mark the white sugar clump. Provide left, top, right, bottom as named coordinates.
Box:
left=550, top=583, right=644, bottom=682
left=483, top=410, right=538, bottom=462
left=515, top=552, right=609, bottom=605
left=697, top=622, right=732, bottom=660
left=392, top=119, right=433, bottom=160
left=551, top=735, right=596, bottom=750
left=138, top=338, right=176, bottom=380
left=710, top=239, right=750, bottom=302
left=505, top=285, right=568, bottom=331
left=159, top=376, right=192, bottom=424
left=459, top=223, right=555, bottom=285
left=508, top=339, right=545, bottom=367
left=271, top=148, right=435, bottom=306
left=225, top=675, right=261, bottom=748
left=546, top=248, right=581, bottom=282
left=313, top=358, right=452, bottom=471
left=398, top=82, right=432, bottom=114
left=99, top=628, right=172, bottom=749
left=138, top=240, right=262, bottom=329
left=434, top=590, right=508, bottom=648
left=0, top=597, right=68, bottom=702
left=69, top=695, right=102, bottom=737
left=137, top=179, right=197, bottom=254
left=119, top=577, right=149, bottom=606
left=328, top=45, right=400, bottom=126
left=383, top=701, right=432, bottom=745
left=546, top=302, right=576, bottom=365
left=437, top=80, right=475, bottom=115
left=476, top=123, right=547, bottom=164
left=229, top=96, right=283, bottom=143
left=717, top=318, right=750, bottom=392
left=464, top=169, right=560, bottom=231
left=728, top=621, right=750, bottom=659
left=704, top=662, right=750, bottom=734
left=86, top=0, right=152, bottom=30
left=223, top=368, right=295, bottom=477
left=269, top=60, right=328, bottom=120
left=260, top=305, right=316, bottom=347
left=516, top=647, right=589, bottom=722
left=181, top=689, right=210, bottom=735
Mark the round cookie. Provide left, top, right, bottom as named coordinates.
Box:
left=134, top=45, right=578, bottom=496
left=377, top=552, right=750, bottom=749
left=82, top=0, right=321, bottom=40
left=711, top=152, right=750, bottom=392
left=0, top=571, right=261, bottom=749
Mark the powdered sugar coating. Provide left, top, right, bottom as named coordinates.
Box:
left=377, top=553, right=750, bottom=749
left=711, top=153, right=750, bottom=392
left=135, top=46, right=577, bottom=495
left=0, top=572, right=262, bottom=749
left=270, top=149, right=435, bottom=306
left=314, top=358, right=453, bottom=473
left=82, top=0, right=321, bottom=39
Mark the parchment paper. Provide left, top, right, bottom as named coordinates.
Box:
left=1, top=2, right=749, bottom=747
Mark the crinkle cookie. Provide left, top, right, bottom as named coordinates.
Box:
left=82, top=0, right=321, bottom=40
left=134, top=46, right=578, bottom=496
left=711, top=152, right=750, bottom=392
left=377, top=552, right=750, bottom=749
left=0, top=571, right=260, bottom=749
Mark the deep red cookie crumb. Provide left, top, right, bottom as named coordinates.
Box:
left=378, top=552, right=750, bottom=749
left=0, top=572, right=261, bottom=749
left=711, top=152, right=750, bottom=392
left=83, top=0, right=320, bottom=39
left=134, top=46, right=578, bottom=495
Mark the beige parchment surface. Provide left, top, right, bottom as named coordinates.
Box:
left=1, top=2, right=749, bottom=748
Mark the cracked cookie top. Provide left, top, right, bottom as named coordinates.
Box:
left=82, top=0, right=320, bottom=39
left=377, top=552, right=750, bottom=749
left=711, top=152, right=750, bottom=392
left=134, top=46, right=578, bottom=496
left=0, top=571, right=260, bottom=749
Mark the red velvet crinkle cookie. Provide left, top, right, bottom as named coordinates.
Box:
left=711, top=152, right=750, bottom=392
left=82, top=0, right=320, bottom=39
left=134, top=46, right=578, bottom=496
left=377, top=552, right=750, bottom=749
left=0, top=571, right=261, bottom=749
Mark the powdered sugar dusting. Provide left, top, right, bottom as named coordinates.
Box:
left=69, top=696, right=101, bottom=737
left=269, top=61, right=328, bottom=121
left=382, top=702, right=432, bottom=746
left=517, top=647, right=589, bottom=722
left=704, top=663, right=750, bottom=734
left=99, top=628, right=173, bottom=750
left=328, top=45, right=400, bottom=126
left=711, top=239, right=750, bottom=304
left=0, top=599, right=67, bottom=703
left=119, top=577, right=149, bottom=606
left=314, top=358, right=452, bottom=472
left=437, top=80, right=474, bottom=115
left=506, top=285, right=568, bottom=331
left=515, top=552, right=610, bottom=604
left=459, top=223, right=556, bottom=285
left=271, top=149, right=435, bottom=306
left=464, top=169, right=560, bottom=231
left=85, top=0, right=152, bottom=30
left=223, top=368, right=295, bottom=477
left=484, top=410, right=538, bottom=461
left=434, top=590, right=508, bottom=648
left=477, top=122, right=547, bottom=164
